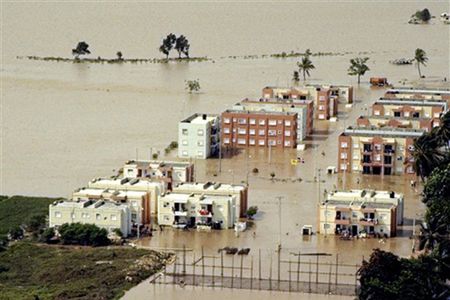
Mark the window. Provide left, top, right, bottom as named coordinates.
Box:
left=224, top=118, right=231, bottom=124
left=258, top=140, right=265, bottom=146
left=197, top=129, right=204, bottom=136
left=223, top=127, right=230, bottom=134
left=340, top=142, right=348, bottom=148
left=268, top=119, right=277, bottom=126
left=238, top=128, right=246, bottom=135
left=258, top=129, right=265, bottom=136
left=341, top=152, right=347, bottom=159
left=353, top=143, right=359, bottom=149
left=81, top=213, right=89, bottom=219
left=238, top=138, right=246, bottom=145
left=71, top=213, right=75, bottom=219
left=249, top=129, right=256, bottom=135
left=319, top=96, right=326, bottom=101
left=284, top=130, right=291, bottom=136
left=268, top=140, right=276, bottom=146
left=284, top=140, right=291, bottom=147
left=277, top=140, right=281, bottom=144
left=197, top=140, right=204, bottom=146
left=374, top=154, right=381, bottom=161
left=434, top=112, right=440, bottom=118
left=197, top=151, right=204, bottom=157
left=182, top=140, right=188, bottom=146
left=224, top=138, right=230, bottom=144
left=249, top=139, right=255, bottom=145
left=394, top=112, right=401, bottom=117
left=238, top=118, right=247, bottom=124
left=131, top=213, right=137, bottom=221
left=55, top=211, right=61, bottom=218
left=259, top=119, right=266, bottom=126
left=285, top=120, right=291, bottom=126
left=278, top=120, right=282, bottom=125
left=131, top=201, right=138, bottom=207
left=407, top=145, right=415, bottom=151
left=268, top=130, right=276, bottom=136
left=111, top=214, right=117, bottom=221
left=182, top=150, right=188, bottom=156
left=96, top=213, right=101, bottom=220
left=182, top=129, right=188, bottom=135
left=319, top=105, right=325, bottom=111
left=374, top=110, right=380, bottom=116
left=340, top=164, right=347, bottom=170
left=404, top=111, right=410, bottom=117
left=249, top=119, right=256, bottom=125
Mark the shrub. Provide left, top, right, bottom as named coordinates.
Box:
left=246, top=206, right=258, bottom=219
left=8, top=226, right=23, bottom=240
left=59, top=223, right=110, bottom=246
left=270, top=172, right=276, bottom=179
left=152, top=153, right=159, bottom=160
left=27, top=214, right=46, bottom=232
left=252, top=168, right=259, bottom=174
left=40, top=227, right=55, bottom=243
left=113, top=228, right=123, bottom=238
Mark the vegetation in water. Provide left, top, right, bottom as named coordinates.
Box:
left=72, top=41, right=91, bottom=59
left=412, top=8, right=431, bottom=22
left=246, top=206, right=258, bottom=219
left=414, top=48, right=428, bottom=78
left=348, top=57, right=370, bottom=84
left=159, top=33, right=190, bottom=59
left=296, top=51, right=315, bottom=81
left=186, top=79, right=201, bottom=93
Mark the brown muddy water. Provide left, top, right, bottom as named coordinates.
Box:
left=1, top=1, right=450, bottom=299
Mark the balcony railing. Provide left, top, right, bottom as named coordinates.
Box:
left=359, top=218, right=378, bottom=226
left=335, top=217, right=351, bottom=225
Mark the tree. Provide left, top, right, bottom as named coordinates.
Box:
left=8, top=226, right=23, bottom=240
left=412, top=131, right=445, bottom=180
left=304, top=48, right=312, bottom=57
left=175, top=35, right=190, bottom=58
left=116, top=51, right=123, bottom=60
left=413, top=8, right=431, bottom=22
left=159, top=33, right=176, bottom=59
left=292, top=71, right=300, bottom=83
left=246, top=206, right=258, bottom=219
left=72, top=41, right=91, bottom=59
left=436, top=111, right=450, bottom=149
left=185, top=79, right=200, bottom=93
left=27, top=214, right=46, bottom=232
left=59, top=223, right=109, bottom=246
left=348, top=57, right=370, bottom=84
left=297, top=55, right=315, bottom=81
left=414, top=48, right=428, bottom=78
left=40, top=227, right=55, bottom=243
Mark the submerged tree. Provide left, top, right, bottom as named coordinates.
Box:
left=348, top=57, right=370, bottom=84
left=116, top=51, right=123, bottom=60
left=292, top=71, right=300, bottom=83
left=413, top=8, right=431, bottom=22
left=159, top=33, right=176, bottom=59
left=185, top=79, right=200, bottom=93
left=414, top=48, right=428, bottom=78
left=72, top=41, right=91, bottom=59
left=297, top=55, right=315, bottom=81
left=175, top=35, right=190, bottom=58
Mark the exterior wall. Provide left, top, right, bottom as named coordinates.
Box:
left=49, top=201, right=131, bottom=237
left=372, top=102, right=445, bottom=119
left=316, top=90, right=331, bottom=120
left=357, top=116, right=433, bottom=133
left=338, top=134, right=352, bottom=173
left=178, top=115, right=220, bottom=159
left=317, top=204, right=396, bottom=237
left=221, top=111, right=297, bottom=148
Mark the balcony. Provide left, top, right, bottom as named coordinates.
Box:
left=359, top=218, right=378, bottom=226
left=335, top=217, right=351, bottom=225
left=174, top=210, right=188, bottom=217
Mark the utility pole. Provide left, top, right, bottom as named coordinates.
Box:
left=276, top=196, right=283, bottom=250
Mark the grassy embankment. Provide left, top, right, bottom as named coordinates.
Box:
left=0, top=196, right=174, bottom=299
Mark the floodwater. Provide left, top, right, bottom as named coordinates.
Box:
left=1, top=1, right=450, bottom=299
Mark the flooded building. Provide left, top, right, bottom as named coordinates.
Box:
left=357, top=115, right=435, bottom=132
left=338, top=126, right=424, bottom=175
left=232, top=98, right=310, bottom=141
left=122, top=160, right=195, bottom=189
left=72, top=188, right=151, bottom=225
left=317, top=194, right=399, bottom=238
left=49, top=199, right=132, bottom=237
left=157, top=192, right=237, bottom=229
left=87, top=177, right=165, bottom=215
left=262, top=84, right=354, bottom=119
left=178, top=113, right=220, bottom=159
left=384, top=87, right=450, bottom=104
left=221, top=109, right=298, bottom=148
left=372, top=98, right=447, bottom=125
left=172, top=181, right=248, bottom=218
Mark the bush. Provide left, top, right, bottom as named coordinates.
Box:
left=252, top=168, right=259, bottom=174
left=169, top=141, right=178, bottom=149
left=270, top=172, right=276, bottom=179
left=152, top=153, right=159, bottom=160
left=113, top=228, right=123, bottom=238
left=40, top=227, right=55, bottom=243
left=59, top=223, right=110, bottom=246
left=27, top=214, right=46, bottom=232
left=246, top=206, right=258, bottom=219
left=413, top=8, right=431, bottom=22
left=0, top=235, right=8, bottom=252
left=8, top=226, right=24, bottom=240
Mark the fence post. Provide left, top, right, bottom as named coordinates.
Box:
left=212, top=255, right=215, bottom=288
left=288, top=260, right=292, bottom=292
left=308, top=259, right=312, bottom=293
left=183, top=244, right=186, bottom=276
left=297, top=251, right=301, bottom=291
left=315, top=255, right=319, bottom=284
left=250, top=255, right=254, bottom=290
left=258, top=249, right=262, bottom=290
left=173, top=255, right=177, bottom=284
left=355, top=264, right=358, bottom=295
left=231, top=255, right=235, bottom=288
left=277, top=249, right=281, bottom=290
left=221, top=250, right=224, bottom=280
left=335, top=254, right=339, bottom=293
left=240, top=255, right=244, bottom=288
left=193, top=252, right=196, bottom=286
left=269, top=253, right=273, bottom=290
left=202, top=247, right=205, bottom=287
left=328, top=263, right=332, bottom=294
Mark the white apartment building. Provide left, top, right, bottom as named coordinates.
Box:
left=87, top=177, right=165, bottom=215
left=49, top=199, right=132, bottom=237
left=72, top=188, right=150, bottom=225
left=317, top=190, right=403, bottom=238
left=172, top=181, right=248, bottom=218
left=157, top=192, right=237, bottom=229
left=178, top=113, right=220, bottom=159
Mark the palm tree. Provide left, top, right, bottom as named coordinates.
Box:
left=437, top=111, right=450, bottom=149
left=412, top=131, right=445, bottom=180
left=297, top=56, right=315, bottom=81
left=418, top=216, right=448, bottom=252
left=414, top=48, right=428, bottom=78
left=348, top=57, right=370, bottom=84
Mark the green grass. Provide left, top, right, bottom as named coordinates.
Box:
left=0, top=195, right=59, bottom=235
left=0, top=242, right=173, bottom=300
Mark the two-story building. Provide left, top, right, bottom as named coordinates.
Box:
left=49, top=199, right=132, bottom=237
left=157, top=192, right=237, bottom=229
left=384, top=88, right=450, bottom=106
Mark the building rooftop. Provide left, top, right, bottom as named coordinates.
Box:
left=374, top=99, right=447, bottom=107
left=124, top=160, right=193, bottom=169
left=322, top=199, right=395, bottom=210
left=223, top=109, right=298, bottom=116
left=342, top=126, right=425, bottom=138
left=357, top=115, right=432, bottom=122
left=173, top=181, right=246, bottom=193
left=160, top=191, right=234, bottom=203
left=180, top=113, right=219, bottom=124
left=89, top=177, right=164, bottom=189
left=239, top=98, right=313, bottom=106
left=50, top=199, right=128, bottom=210
left=387, top=87, right=450, bottom=95
left=326, top=189, right=403, bottom=202
left=73, top=187, right=148, bottom=199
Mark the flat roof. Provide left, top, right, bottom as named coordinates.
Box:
left=342, top=126, right=425, bottom=138
left=239, top=98, right=313, bottom=106
left=51, top=199, right=128, bottom=210
left=223, top=109, right=297, bottom=116
left=374, top=99, right=446, bottom=107
left=358, top=115, right=431, bottom=122
left=124, top=160, right=193, bottom=168
left=180, top=113, right=219, bottom=124
left=73, top=187, right=148, bottom=198
left=327, top=189, right=403, bottom=202
left=173, top=181, right=246, bottom=193
left=387, top=88, right=450, bottom=95
left=89, top=177, right=164, bottom=189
